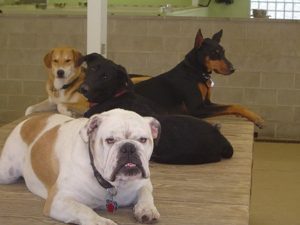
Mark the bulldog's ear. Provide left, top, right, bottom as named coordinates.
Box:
left=44, top=50, right=53, bottom=68
left=144, top=117, right=161, bottom=145
left=212, top=29, right=223, bottom=43
left=194, top=29, right=204, bottom=49
left=80, top=116, right=102, bottom=143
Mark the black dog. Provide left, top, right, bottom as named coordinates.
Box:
left=79, top=53, right=233, bottom=164
left=134, top=29, right=264, bottom=128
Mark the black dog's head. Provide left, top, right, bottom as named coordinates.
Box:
left=78, top=53, right=132, bottom=103
left=192, top=29, right=235, bottom=75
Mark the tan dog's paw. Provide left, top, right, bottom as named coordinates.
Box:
left=57, top=104, right=73, bottom=117
left=133, top=203, right=160, bottom=224
left=25, top=106, right=34, bottom=116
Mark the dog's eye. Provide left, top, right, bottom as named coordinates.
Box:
left=65, top=59, right=71, bottom=63
left=105, top=137, right=115, bottom=144
left=53, top=59, right=58, bottom=63
left=102, top=73, right=108, bottom=79
left=138, top=137, right=147, bottom=143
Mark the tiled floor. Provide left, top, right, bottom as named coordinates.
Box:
left=250, top=142, right=300, bottom=225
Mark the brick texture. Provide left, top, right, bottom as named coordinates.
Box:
left=0, top=15, right=299, bottom=140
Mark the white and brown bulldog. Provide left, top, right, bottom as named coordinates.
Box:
left=0, top=109, right=160, bottom=225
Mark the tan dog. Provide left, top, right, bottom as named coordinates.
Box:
left=25, top=47, right=89, bottom=117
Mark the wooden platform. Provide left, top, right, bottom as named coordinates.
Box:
left=0, top=116, right=254, bottom=225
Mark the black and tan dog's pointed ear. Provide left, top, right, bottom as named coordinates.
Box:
left=194, top=29, right=204, bottom=48
left=212, top=29, right=223, bottom=43
left=43, top=50, right=53, bottom=68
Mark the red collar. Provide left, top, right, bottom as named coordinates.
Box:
left=88, top=89, right=128, bottom=109
left=114, top=89, right=128, bottom=98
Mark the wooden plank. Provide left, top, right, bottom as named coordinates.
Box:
left=0, top=116, right=254, bottom=225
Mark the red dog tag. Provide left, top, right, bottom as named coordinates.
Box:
left=106, top=199, right=118, bottom=213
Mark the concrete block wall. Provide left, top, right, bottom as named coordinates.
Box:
left=0, top=14, right=299, bottom=140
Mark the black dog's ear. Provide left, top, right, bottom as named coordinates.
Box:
left=212, top=29, right=223, bottom=43
left=117, top=64, right=134, bottom=88
left=77, top=53, right=106, bottom=66
left=194, top=29, right=204, bottom=48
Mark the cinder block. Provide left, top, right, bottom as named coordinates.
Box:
left=244, top=88, right=277, bottom=105
left=276, top=122, right=300, bottom=140
left=295, top=73, right=300, bottom=89
left=0, top=34, right=8, bottom=48
left=114, top=19, right=147, bottom=36
left=8, top=65, right=47, bottom=81
left=0, top=64, right=7, bottom=79
left=0, top=80, right=22, bottom=95
left=251, top=105, right=294, bottom=122
left=228, top=72, right=260, bottom=88
left=211, top=87, right=244, bottom=104
left=22, top=81, right=47, bottom=96
left=261, top=72, right=294, bottom=89
left=7, top=95, right=40, bottom=111
left=147, top=20, right=181, bottom=37
left=294, top=107, right=300, bottom=123
left=163, top=36, right=193, bottom=53
left=179, top=20, right=213, bottom=38
left=277, top=89, right=300, bottom=106
left=8, top=33, right=37, bottom=49
left=0, top=110, right=22, bottom=124
left=0, top=96, right=8, bottom=108
left=255, top=121, right=276, bottom=140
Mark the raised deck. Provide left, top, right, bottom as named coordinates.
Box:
left=0, top=116, right=254, bottom=225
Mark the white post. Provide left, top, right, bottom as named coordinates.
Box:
left=87, top=0, right=107, bottom=57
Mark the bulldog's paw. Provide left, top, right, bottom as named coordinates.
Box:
left=86, top=216, right=118, bottom=225
left=133, top=203, right=160, bottom=224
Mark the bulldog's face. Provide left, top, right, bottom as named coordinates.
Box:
left=80, top=109, right=160, bottom=182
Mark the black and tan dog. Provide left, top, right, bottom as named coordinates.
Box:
left=79, top=53, right=233, bottom=165
left=134, top=29, right=264, bottom=128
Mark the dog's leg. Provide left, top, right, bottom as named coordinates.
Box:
left=133, top=180, right=160, bottom=224
left=191, top=103, right=264, bottom=128
left=57, top=102, right=89, bottom=118
left=45, top=191, right=117, bottom=225
left=0, top=125, right=25, bottom=184
left=25, top=99, right=57, bottom=116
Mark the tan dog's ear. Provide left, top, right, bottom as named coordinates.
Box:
left=44, top=50, right=53, bottom=68
left=80, top=116, right=102, bottom=143
left=73, top=49, right=83, bottom=67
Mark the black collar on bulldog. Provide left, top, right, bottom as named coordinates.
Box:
left=88, top=137, right=117, bottom=196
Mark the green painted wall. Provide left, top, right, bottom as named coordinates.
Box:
left=207, top=1, right=250, bottom=18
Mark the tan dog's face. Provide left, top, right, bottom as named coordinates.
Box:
left=44, top=47, right=82, bottom=89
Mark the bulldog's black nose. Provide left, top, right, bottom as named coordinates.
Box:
left=120, top=143, right=136, bottom=154
left=79, top=84, right=90, bottom=95
left=57, top=70, right=65, bottom=78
